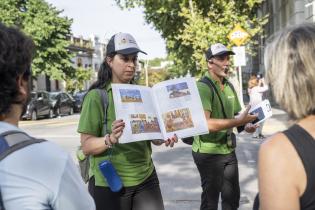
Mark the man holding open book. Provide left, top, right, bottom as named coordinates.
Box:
left=192, top=43, right=257, bottom=210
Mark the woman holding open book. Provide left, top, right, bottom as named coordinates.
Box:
left=77, top=32, right=177, bottom=210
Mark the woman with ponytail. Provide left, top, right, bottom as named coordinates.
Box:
left=77, top=33, right=177, bottom=210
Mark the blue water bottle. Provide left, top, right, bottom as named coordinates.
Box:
left=99, top=160, right=123, bottom=192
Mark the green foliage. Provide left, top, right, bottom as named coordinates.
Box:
left=65, top=67, right=93, bottom=93
left=137, top=68, right=171, bottom=87
left=148, top=57, right=163, bottom=67
left=115, top=0, right=268, bottom=77
left=0, top=0, right=75, bottom=81
left=0, top=0, right=22, bottom=26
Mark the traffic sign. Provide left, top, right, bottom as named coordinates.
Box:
left=232, top=46, right=246, bottom=66
left=228, top=24, right=250, bottom=46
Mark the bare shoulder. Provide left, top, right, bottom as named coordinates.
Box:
left=258, top=131, right=306, bottom=209
left=259, top=132, right=290, bottom=159
left=259, top=132, right=301, bottom=172
left=259, top=131, right=304, bottom=188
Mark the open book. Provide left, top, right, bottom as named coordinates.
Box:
left=237, top=99, right=273, bottom=133
left=249, top=99, right=272, bottom=125
left=112, top=77, right=209, bottom=144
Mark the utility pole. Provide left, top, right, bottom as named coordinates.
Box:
left=189, top=0, right=195, bottom=16
left=145, top=60, right=149, bottom=86
left=228, top=24, right=250, bottom=108
left=237, top=66, right=244, bottom=108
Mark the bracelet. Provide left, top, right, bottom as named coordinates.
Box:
left=104, top=134, right=111, bottom=148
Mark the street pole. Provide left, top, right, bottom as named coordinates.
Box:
left=145, top=60, right=149, bottom=87
left=228, top=24, right=250, bottom=109
left=238, top=66, right=244, bottom=108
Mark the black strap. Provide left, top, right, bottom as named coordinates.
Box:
left=0, top=131, right=46, bottom=161
left=226, top=80, right=237, bottom=98
left=200, top=77, right=238, bottom=119
left=0, top=190, right=4, bottom=210
left=0, top=130, right=46, bottom=210
left=96, top=89, right=109, bottom=134
left=283, top=124, right=315, bottom=208
left=200, top=77, right=227, bottom=118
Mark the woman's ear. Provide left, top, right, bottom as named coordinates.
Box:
left=106, top=56, right=113, bottom=67
left=16, top=75, right=28, bottom=100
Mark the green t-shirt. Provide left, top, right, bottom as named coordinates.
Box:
left=77, top=83, right=154, bottom=187
left=192, top=72, right=241, bottom=154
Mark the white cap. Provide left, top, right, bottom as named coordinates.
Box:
left=205, top=43, right=234, bottom=60
left=106, top=32, right=147, bottom=55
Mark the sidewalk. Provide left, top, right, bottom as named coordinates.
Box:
left=152, top=107, right=291, bottom=210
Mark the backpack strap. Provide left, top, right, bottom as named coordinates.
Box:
left=0, top=130, right=46, bottom=161
left=199, top=77, right=239, bottom=119
left=96, top=88, right=115, bottom=158
left=0, top=189, right=4, bottom=210
left=76, top=88, right=109, bottom=183
left=96, top=89, right=109, bottom=134
left=199, top=77, right=228, bottom=118
left=225, top=80, right=240, bottom=116
left=226, top=80, right=237, bottom=98
left=0, top=130, right=46, bottom=210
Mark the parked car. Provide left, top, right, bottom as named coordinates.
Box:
left=49, top=92, right=75, bottom=116
left=22, top=91, right=54, bottom=120
left=73, top=91, right=87, bottom=112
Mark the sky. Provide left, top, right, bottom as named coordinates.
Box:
left=45, top=0, right=167, bottom=59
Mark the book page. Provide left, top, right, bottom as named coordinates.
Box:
left=249, top=99, right=273, bottom=125
left=111, top=84, right=163, bottom=144
left=152, top=77, right=209, bottom=139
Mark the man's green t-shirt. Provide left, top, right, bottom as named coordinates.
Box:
left=77, top=84, right=154, bottom=187
left=192, top=72, right=241, bottom=154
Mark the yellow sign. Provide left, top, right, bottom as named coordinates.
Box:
left=228, top=24, right=250, bottom=46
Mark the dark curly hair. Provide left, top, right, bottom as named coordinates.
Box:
left=0, top=22, right=35, bottom=116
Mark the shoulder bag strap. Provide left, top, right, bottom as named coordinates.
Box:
left=0, top=130, right=46, bottom=210
left=0, top=131, right=46, bottom=161
left=95, top=88, right=114, bottom=158
left=199, top=77, right=227, bottom=118
left=226, top=81, right=237, bottom=98
left=96, top=89, right=109, bottom=134
left=0, top=189, right=4, bottom=210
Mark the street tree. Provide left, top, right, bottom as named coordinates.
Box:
left=65, top=67, right=93, bottom=93
left=148, top=57, right=164, bottom=67
left=137, top=68, right=171, bottom=87
left=115, top=0, right=268, bottom=77
left=0, top=0, right=75, bottom=81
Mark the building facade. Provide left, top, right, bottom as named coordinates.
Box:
left=34, top=35, right=106, bottom=92
left=255, top=0, right=315, bottom=74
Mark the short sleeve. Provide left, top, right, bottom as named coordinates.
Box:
left=77, top=90, right=104, bottom=137
left=197, top=81, right=213, bottom=113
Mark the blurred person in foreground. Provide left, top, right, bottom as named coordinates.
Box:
left=258, top=23, right=315, bottom=210
left=192, top=43, right=257, bottom=210
left=77, top=32, right=177, bottom=210
left=0, top=22, right=95, bottom=210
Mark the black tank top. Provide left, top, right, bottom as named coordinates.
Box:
left=283, top=124, right=315, bottom=210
